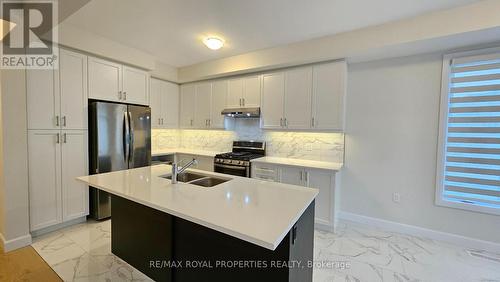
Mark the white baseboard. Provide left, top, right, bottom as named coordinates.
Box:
left=338, top=211, right=500, bottom=253
left=31, top=216, right=87, bottom=238
left=0, top=232, right=32, bottom=252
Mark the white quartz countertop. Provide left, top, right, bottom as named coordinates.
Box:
left=77, top=165, right=317, bottom=250
left=152, top=148, right=225, bottom=157
left=251, top=157, right=343, bottom=171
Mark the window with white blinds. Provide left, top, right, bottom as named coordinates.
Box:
left=436, top=49, right=500, bottom=215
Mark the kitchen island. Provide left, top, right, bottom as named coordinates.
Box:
left=77, top=165, right=317, bottom=282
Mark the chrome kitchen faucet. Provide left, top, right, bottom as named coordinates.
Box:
left=171, top=158, right=198, bottom=184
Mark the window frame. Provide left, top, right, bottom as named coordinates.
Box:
left=436, top=47, right=500, bottom=216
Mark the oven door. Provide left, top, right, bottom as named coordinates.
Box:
left=214, top=163, right=249, bottom=177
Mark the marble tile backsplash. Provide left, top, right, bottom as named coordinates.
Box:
left=152, top=119, right=344, bottom=163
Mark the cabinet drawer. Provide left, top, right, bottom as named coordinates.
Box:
left=252, top=164, right=279, bottom=182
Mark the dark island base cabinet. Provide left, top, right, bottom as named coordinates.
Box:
left=111, top=195, right=315, bottom=282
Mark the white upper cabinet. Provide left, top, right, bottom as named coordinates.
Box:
left=242, top=75, right=261, bottom=107
left=260, top=61, right=346, bottom=131
left=61, top=130, right=88, bottom=221
left=162, top=80, right=179, bottom=128
left=122, top=66, right=149, bottom=105
left=27, top=68, right=58, bottom=130
left=312, top=61, right=346, bottom=130
left=150, top=78, right=163, bottom=128
left=211, top=80, right=227, bottom=129
left=88, top=56, right=122, bottom=102
left=27, top=48, right=88, bottom=130
left=284, top=67, right=313, bottom=129
left=261, top=72, right=285, bottom=129
left=194, top=82, right=212, bottom=128
left=150, top=78, right=179, bottom=129
left=59, top=49, right=88, bottom=130
left=180, top=80, right=229, bottom=129
left=180, top=84, right=196, bottom=128
left=226, top=75, right=261, bottom=108
left=227, top=78, right=243, bottom=108
left=88, top=56, right=149, bottom=105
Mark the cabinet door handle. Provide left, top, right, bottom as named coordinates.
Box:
left=284, top=118, right=287, bottom=127
left=190, top=119, right=193, bottom=126
left=299, top=171, right=303, bottom=181
left=55, top=115, right=59, bottom=126
left=63, top=133, right=67, bottom=143
left=161, top=118, right=164, bottom=125
left=311, top=117, right=315, bottom=127
left=305, top=172, right=309, bottom=182
left=242, top=98, right=245, bottom=106
left=56, top=133, right=60, bottom=144
left=123, top=91, right=127, bottom=100
left=280, top=118, right=283, bottom=127
left=62, top=116, right=66, bottom=127
left=118, top=91, right=122, bottom=100
left=209, top=119, right=211, bottom=127
left=158, top=118, right=161, bottom=125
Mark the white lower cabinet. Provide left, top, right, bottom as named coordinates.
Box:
left=61, top=131, right=89, bottom=221
left=28, top=130, right=89, bottom=231
left=28, top=130, right=62, bottom=231
left=305, top=169, right=335, bottom=228
left=252, top=162, right=337, bottom=231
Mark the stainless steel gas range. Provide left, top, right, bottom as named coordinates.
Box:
left=214, top=141, right=265, bottom=177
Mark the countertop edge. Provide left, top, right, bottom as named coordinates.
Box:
left=151, top=149, right=224, bottom=158
left=251, top=157, right=343, bottom=171
left=77, top=175, right=315, bottom=251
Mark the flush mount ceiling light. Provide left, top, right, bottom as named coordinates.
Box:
left=203, top=37, right=224, bottom=50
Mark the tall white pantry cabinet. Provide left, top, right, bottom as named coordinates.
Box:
left=27, top=49, right=89, bottom=231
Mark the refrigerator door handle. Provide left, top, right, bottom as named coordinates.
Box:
left=124, top=111, right=130, bottom=163
left=128, top=111, right=134, bottom=164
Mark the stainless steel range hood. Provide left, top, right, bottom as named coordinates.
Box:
left=221, top=107, right=260, bottom=118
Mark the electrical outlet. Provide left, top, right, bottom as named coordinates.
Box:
left=392, top=192, right=401, bottom=203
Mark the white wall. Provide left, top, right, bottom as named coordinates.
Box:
left=0, top=70, right=31, bottom=251
left=0, top=69, right=4, bottom=241
left=342, top=53, right=500, bottom=244
left=178, top=0, right=500, bottom=82
left=54, top=24, right=179, bottom=82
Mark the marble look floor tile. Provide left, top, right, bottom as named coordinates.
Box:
left=32, top=219, right=500, bottom=282
left=315, top=221, right=500, bottom=282
left=62, top=221, right=111, bottom=255
left=32, top=231, right=87, bottom=266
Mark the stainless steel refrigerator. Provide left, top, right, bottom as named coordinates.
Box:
left=89, top=101, right=151, bottom=220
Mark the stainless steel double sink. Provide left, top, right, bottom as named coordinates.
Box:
left=162, top=172, right=230, bottom=187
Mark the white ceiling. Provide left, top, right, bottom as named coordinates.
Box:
left=62, top=0, right=481, bottom=67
